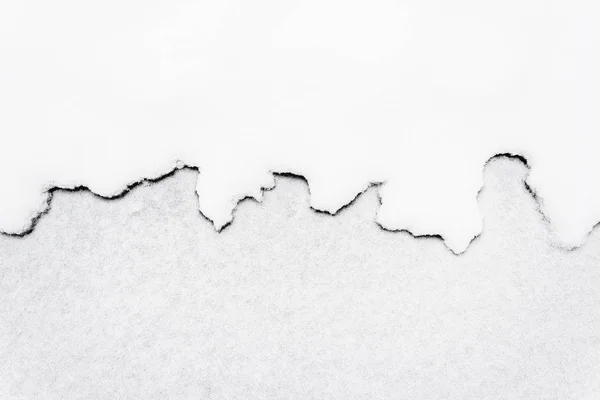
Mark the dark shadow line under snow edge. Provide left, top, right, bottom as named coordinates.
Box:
left=0, top=153, right=595, bottom=255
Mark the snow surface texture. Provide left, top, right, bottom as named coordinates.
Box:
left=1, top=158, right=600, bottom=399
left=2, top=0, right=600, bottom=253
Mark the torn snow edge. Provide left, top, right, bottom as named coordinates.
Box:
left=1, top=154, right=593, bottom=254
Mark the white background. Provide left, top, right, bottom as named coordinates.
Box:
left=1, top=0, right=600, bottom=252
